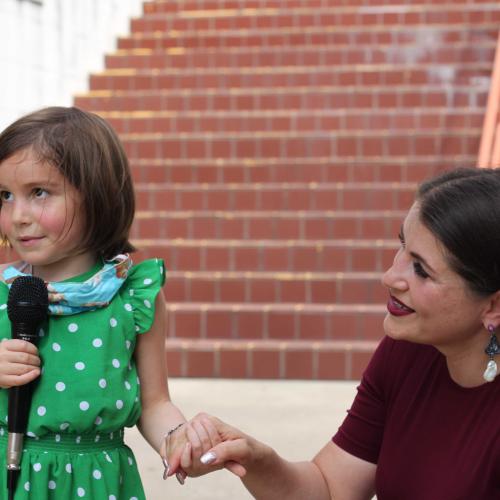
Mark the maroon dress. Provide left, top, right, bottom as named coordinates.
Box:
left=333, top=336, right=500, bottom=499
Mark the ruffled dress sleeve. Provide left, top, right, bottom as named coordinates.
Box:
left=120, top=258, right=166, bottom=334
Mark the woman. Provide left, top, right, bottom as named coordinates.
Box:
left=167, top=167, right=500, bottom=499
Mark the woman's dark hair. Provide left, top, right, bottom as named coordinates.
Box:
left=417, top=167, right=500, bottom=296
left=0, top=106, right=135, bottom=260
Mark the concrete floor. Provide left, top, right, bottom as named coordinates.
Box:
left=125, top=378, right=358, bottom=500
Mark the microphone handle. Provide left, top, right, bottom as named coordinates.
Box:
left=6, top=324, right=41, bottom=496
left=7, top=324, right=40, bottom=433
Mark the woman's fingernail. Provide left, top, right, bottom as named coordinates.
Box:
left=200, top=451, right=216, bottom=465
left=176, top=471, right=185, bottom=485
left=163, top=467, right=169, bottom=480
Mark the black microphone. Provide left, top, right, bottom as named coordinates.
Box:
left=6, top=276, right=48, bottom=499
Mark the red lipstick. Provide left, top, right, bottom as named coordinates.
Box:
left=387, top=295, right=415, bottom=316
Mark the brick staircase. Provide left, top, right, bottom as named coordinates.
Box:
left=73, top=0, right=500, bottom=379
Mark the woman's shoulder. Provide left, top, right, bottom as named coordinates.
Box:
left=377, top=336, right=438, bottom=364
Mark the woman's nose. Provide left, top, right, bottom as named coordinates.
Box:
left=381, top=249, right=407, bottom=291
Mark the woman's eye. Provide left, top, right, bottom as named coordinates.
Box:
left=33, top=188, right=48, bottom=199
left=398, top=231, right=405, bottom=248
left=0, top=191, right=13, bottom=202
left=413, top=262, right=429, bottom=279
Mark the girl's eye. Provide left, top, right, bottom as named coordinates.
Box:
left=0, top=191, right=13, bottom=202
left=33, top=188, right=48, bottom=199
left=413, top=261, right=429, bottom=279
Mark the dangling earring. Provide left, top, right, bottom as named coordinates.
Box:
left=483, top=324, right=500, bottom=382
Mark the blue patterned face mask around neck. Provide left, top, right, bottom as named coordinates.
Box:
left=1, top=254, right=132, bottom=316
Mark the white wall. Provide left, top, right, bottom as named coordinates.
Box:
left=0, top=0, right=144, bottom=131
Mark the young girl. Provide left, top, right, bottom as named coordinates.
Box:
left=0, top=106, right=193, bottom=498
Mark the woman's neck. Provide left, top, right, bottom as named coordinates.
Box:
left=441, top=334, right=493, bottom=388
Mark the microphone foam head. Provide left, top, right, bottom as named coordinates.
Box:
left=7, top=276, right=49, bottom=323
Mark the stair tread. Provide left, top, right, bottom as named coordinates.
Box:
left=76, top=83, right=490, bottom=98
left=122, top=21, right=500, bottom=38
left=121, top=129, right=481, bottom=139
left=137, top=3, right=500, bottom=18
left=110, top=40, right=496, bottom=55
left=136, top=209, right=407, bottom=216
left=92, top=61, right=493, bottom=75
left=135, top=238, right=399, bottom=246
left=166, top=302, right=386, bottom=311
left=165, top=337, right=380, bottom=349
left=167, top=270, right=384, bottom=278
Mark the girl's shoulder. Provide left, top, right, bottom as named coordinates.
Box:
left=126, top=258, right=165, bottom=288
left=121, top=258, right=166, bottom=334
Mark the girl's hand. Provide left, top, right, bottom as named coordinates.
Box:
left=163, top=413, right=224, bottom=479
left=183, top=413, right=253, bottom=478
left=0, top=339, right=41, bottom=389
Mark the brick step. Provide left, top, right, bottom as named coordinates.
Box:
left=131, top=209, right=406, bottom=240
left=121, top=130, right=481, bottom=161
left=165, top=302, right=386, bottom=341
left=76, top=84, right=488, bottom=112
left=132, top=5, right=500, bottom=33
left=102, top=108, right=484, bottom=135
left=105, top=43, right=495, bottom=71
left=88, top=63, right=492, bottom=92
left=164, top=337, right=378, bottom=380
left=129, top=156, right=475, bottom=184
left=164, top=270, right=386, bottom=304
left=133, top=239, right=398, bottom=272
left=146, top=0, right=498, bottom=16
left=119, top=23, right=498, bottom=50
left=133, top=182, right=416, bottom=211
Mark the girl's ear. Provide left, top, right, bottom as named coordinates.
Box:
left=482, top=290, right=500, bottom=329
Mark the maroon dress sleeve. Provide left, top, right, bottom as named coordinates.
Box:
left=332, top=336, right=394, bottom=464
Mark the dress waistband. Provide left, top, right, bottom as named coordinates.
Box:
left=0, top=427, right=124, bottom=453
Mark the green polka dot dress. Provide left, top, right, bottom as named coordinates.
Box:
left=0, top=259, right=165, bottom=499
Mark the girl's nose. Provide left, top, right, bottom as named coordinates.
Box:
left=11, top=200, right=31, bottom=225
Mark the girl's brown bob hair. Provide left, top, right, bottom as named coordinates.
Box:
left=0, top=106, right=135, bottom=260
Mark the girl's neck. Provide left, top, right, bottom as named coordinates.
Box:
left=30, top=252, right=98, bottom=282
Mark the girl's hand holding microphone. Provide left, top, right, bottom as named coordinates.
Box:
left=0, top=338, right=41, bottom=388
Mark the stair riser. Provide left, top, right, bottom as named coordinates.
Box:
left=129, top=160, right=460, bottom=184
left=76, top=88, right=488, bottom=111
left=132, top=9, right=500, bottom=33
left=167, top=307, right=386, bottom=341
left=131, top=214, right=403, bottom=240
left=134, top=187, right=416, bottom=211
left=134, top=245, right=397, bottom=272
left=122, top=134, right=480, bottom=160
left=165, top=276, right=387, bottom=304
left=89, top=66, right=491, bottom=91
left=106, top=46, right=495, bottom=70
left=165, top=339, right=377, bottom=380
left=119, top=27, right=498, bottom=50
left=106, top=111, right=484, bottom=134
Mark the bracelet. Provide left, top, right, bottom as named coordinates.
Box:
left=165, top=422, right=184, bottom=439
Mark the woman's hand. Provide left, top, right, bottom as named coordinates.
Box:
left=183, top=413, right=263, bottom=478
left=162, top=415, right=224, bottom=481
left=0, top=339, right=41, bottom=388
